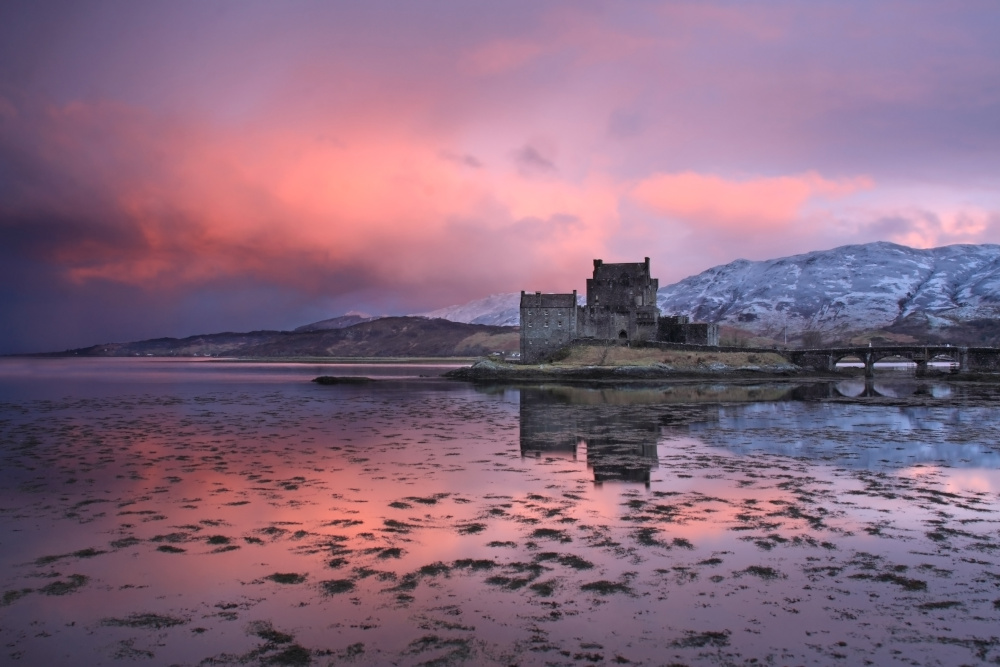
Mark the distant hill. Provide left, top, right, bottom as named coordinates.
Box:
left=53, top=317, right=518, bottom=358
left=240, top=317, right=517, bottom=357
left=62, top=331, right=284, bottom=357
left=415, top=242, right=1000, bottom=346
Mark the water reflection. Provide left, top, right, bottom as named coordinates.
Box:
left=3, top=361, right=1000, bottom=665
left=834, top=378, right=953, bottom=398
left=0, top=357, right=464, bottom=401
left=513, top=380, right=1000, bottom=475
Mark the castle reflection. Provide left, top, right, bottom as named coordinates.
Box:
left=515, top=383, right=800, bottom=485
left=518, top=386, right=661, bottom=485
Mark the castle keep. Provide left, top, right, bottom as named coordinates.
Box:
left=520, top=258, right=719, bottom=363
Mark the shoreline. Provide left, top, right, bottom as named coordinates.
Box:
left=442, top=358, right=993, bottom=383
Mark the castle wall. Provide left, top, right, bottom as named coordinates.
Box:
left=682, top=323, right=719, bottom=346
left=658, top=319, right=719, bottom=346
left=520, top=291, right=578, bottom=363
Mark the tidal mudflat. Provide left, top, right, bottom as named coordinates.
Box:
left=1, top=359, right=999, bottom=665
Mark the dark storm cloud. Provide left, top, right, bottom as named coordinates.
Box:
left=514, top=145, right=556, bottom=174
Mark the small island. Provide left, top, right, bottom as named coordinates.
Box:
left=445, top=343, right=799, bottom=381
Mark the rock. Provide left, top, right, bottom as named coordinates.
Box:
left=312, top=376, right=376, bottom=385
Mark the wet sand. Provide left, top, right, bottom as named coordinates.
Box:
left=1, top=359, right=998, bottom=665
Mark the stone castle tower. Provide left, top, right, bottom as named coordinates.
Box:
left=579, top=258, right=659, bottom=343
left=519, top=257, right=718, bottom=363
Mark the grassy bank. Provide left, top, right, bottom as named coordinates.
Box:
left=555, top=345, right=790, bottom=370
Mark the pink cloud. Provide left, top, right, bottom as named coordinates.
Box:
left=631, top=171, right=873, bottom=230
left=9, top=98, right=624, bottom=305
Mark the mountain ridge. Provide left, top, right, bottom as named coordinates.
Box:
left=410, top=242, right=1000, bottom=346
left=656, top=241, right=1000, bottom=340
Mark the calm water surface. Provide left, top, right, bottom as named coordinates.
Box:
left=1, top=359, right=999, bottom=665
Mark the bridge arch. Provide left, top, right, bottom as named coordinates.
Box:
left=746, top=344, right=1000, bottom=375
left=832, top=354, right=864, bottom=370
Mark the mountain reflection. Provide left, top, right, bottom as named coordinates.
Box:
left=683, top=400, right=1000, bottom=469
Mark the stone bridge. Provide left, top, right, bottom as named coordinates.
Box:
left=781, top=345, right=1000, bottom=377
left=623, top=340, right=1000, bottom=376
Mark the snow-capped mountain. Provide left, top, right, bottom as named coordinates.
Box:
left=418, top=292, right=587, bottom=326
left=418, top=293, right=521, bottom=326
left=657, top=242, right=1000, bottom=336
left=417, top=243, right=1000, bottom=338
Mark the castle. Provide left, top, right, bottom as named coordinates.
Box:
left=519, top=258, right=719, bottom=363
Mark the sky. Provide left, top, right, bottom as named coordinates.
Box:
left=2, top=1, right=999, bottom=353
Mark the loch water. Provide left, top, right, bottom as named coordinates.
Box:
left=1, top=358, right=999, bottom=665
